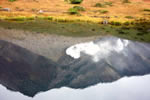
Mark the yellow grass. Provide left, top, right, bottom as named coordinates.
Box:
left=0, top=0, right=150, bottom=22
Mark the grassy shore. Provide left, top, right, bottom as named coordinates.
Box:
left=0, top=0, right=150, bottom=41
left=0, top=18, right=150, bottom=42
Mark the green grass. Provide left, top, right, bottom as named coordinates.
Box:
left=0, top=19, right=150, bottom=42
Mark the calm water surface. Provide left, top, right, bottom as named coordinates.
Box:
left=0, top=75, right=150, bottom=100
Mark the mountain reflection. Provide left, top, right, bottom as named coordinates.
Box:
left=0, top=36, right=150, bottom=97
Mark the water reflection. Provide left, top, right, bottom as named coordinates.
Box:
left=1, top=37, right=150, bottom=97
left=1, top=75, right=150, bottom=100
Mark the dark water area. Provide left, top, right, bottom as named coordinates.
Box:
left=0, top=36, right=150, bottom=98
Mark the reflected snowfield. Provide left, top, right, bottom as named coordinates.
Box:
left=1, top=75, right=150, bottom=100
left=66, top=37, right=129, bottom=62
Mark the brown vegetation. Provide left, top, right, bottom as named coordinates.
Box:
left=0, top=0, right=150, bottom=19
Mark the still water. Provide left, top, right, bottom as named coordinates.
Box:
left=0, top=75, right=150, bottom=100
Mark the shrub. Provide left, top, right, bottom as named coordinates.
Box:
left=110, top=21, right=115, bottom=25
left=104, top=2, right=113, bottom=6
left=124, top=21, right=130, bottom=26
left=73, top=6, right=85, bottom=11
left=137, top=32, right=143, bottom=36
left=68, top=8, right=78, bottom=14
left=15, top=7, right=19, bottom=10
left=26, top=17, right=35, bottom=20
left=69, top=0, right=83, bottom=4
left=94, top=3, right=105, bottom=7
left=99, top=10, right=108, bottom=14
left=94, top=2, right=113, bottom=7
left=131, top=21, right=134, bottom=25
left=143, top=9, right=150, bottom=12
left=110, top=21, right=122, bottom=26
left=68, top=6, right=85, bottom=15
left=114, top=22, right=121, bottom=26
left=125, top=16, right=134, bottom=19
left=122, top=0, right=130, bottom=3
left=45, top=16, right=53, bottom=20
left=31, top=8, right=37, bottom=12
left=118, top=30, right=126, bottom=34
left=121, top=26, right=130, bottom=30
left=8, top=0, right=16, bottom=2
left=64, top=0, right=67, bottom=2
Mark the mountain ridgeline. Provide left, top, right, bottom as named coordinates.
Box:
left=0, top=36, right=150, bottom=97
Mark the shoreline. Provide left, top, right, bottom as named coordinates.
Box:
left=0, top=13, right=150, bottom=24
left=0, top=19, right=150, bottom=42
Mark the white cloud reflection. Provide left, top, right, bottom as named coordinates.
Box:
left=66, top=39, right=129, bottom=62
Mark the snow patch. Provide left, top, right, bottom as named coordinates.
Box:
left=66, top=42, right=100, bottom=59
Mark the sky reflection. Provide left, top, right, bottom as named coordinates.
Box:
left=0, top=75, right=150, bottom=100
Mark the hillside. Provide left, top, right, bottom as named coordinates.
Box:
left=0, top=0, right=150, bottom=21
left=0, top=0, right=150, bottom=42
